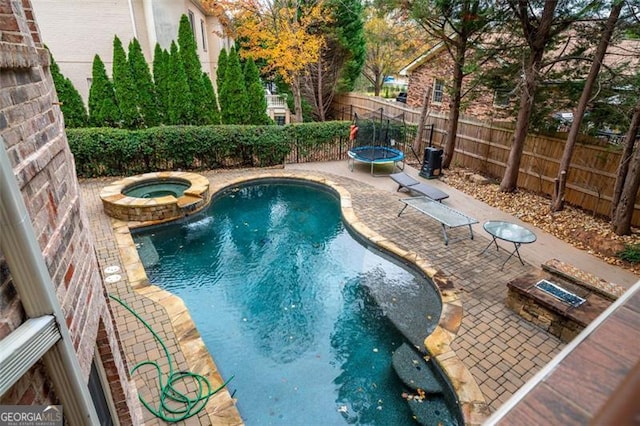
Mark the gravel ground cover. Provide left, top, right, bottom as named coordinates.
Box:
left=438, top=167, right=640, bottom=276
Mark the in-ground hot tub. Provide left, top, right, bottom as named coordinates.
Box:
left=123, top=178, right=190, bottom=199
left=100, top=172, right=210, bottom=223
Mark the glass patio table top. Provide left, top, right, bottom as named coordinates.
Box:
left=483, top=221, right=536, bottom=244
left=480, top=221, right=536, bottom=269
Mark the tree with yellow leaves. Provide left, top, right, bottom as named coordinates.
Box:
left=202, top=0, right=327, bottom=122
left=363, top=8, right=424, bottom=97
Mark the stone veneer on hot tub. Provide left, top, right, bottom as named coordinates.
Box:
left=100, top=172, right=210, bottom=222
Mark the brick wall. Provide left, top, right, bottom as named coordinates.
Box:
left=0, top=362, right=57, bottom=405
left=0, top=1, right=139, bottom=422
left=406, top=50, right=514, bottom=122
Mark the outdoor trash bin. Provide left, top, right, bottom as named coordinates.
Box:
left=420, top=147, right=443, bottom=179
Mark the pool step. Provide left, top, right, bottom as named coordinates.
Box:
left=408, top=396, right=456, bottom=426
left=392, top=343, right=443, bottom=394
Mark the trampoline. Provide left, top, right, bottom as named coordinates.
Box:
left=347, top=110, right=407, bottom=176
left=347, top=146, right=405, bottom=176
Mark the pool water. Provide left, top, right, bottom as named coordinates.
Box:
left=133, top=182, right=456, bottom=425
left=123, top=179, right=189, bottom=198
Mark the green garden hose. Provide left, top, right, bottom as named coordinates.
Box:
left=108, top=294, right=234, bottom=423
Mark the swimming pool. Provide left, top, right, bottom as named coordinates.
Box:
left=133, top=180, right=459, bottom=425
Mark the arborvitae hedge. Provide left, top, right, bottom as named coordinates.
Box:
left=67, top=121, right=350, bottom=177
left=167, top=41, right=192, bottom=125
left=202, top=72, right=221, bottom=125
left=88, top=54, right=120, bottom=127
left=178, top=14, right=209, bottom=124
left=220, top=48, right=248, bottom=124
left=153, top=43, right=170, bottom=123
left=129, top=38, right=160, bottom=127
left=112, top=36, right=140, bottom=129
left=216, top=48, right=228, bottom=96
left=244, top=57, right=271, bottom=125
left=49, top=53, right=88, bottom=128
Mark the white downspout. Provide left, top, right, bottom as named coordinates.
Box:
left=143, top=0, right=157, bottom=49
left=127, top=0, right=138, bottom=39
left=0, top=146, right=100, bottom=424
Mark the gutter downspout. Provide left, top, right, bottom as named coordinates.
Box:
left=143, top=0, right=157, bottom=49
left=127, top=0, right=138, bottom=39
left=0, top=146, right=100, bottom=424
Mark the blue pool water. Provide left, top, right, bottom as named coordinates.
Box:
left=124, top=179, right=189, bottom=198
left=133, top=181, right=456, bottom=425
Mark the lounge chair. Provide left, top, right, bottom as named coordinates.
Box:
left=389, top=172, right=449, bottom=202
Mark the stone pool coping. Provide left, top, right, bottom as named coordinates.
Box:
left=112, top=170, right=488, bottom=425
left=100, top=171, right=210, bottom=222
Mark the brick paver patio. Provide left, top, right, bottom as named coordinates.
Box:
left=81, top=168, right=565, bottom=424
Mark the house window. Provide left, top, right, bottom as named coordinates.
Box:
left=274, top=114, right=286, bottom=126
left=88, top=355, right=115, bottom=426
left=494, top=90, right=510, bottom=107
left=433, top=79, right=444, bottom=103
left=188, top=10, right=195, bottom=40
left=201, top=20, right=207, bottom=51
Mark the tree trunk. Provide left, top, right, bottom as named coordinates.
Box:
left=501, top=0, right=558, bottom=192
left=412, top=86, right=432, bottom=154
left=551, top=2, right=622, bottom=211
left=316, top=59, right=325, bottom=122
left=611, top=102, right=640, bottom=217
left=442, top=41, right=466, bottom=169
left=499, top=52, right=543, bottom=192
left=292, top=77, right=303, bottom=123
left=611, top=100, right=640, bottom=228
left=374, top=71, right=383, bottom=96
left=613, top=130, right=640, bottom=235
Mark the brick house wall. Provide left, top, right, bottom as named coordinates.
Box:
left=405, top=45, right=514, bottom=122
left=0, top=1, right=140, bottom=423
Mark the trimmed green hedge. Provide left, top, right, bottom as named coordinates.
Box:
left=67, top=121, right=350, bottom=177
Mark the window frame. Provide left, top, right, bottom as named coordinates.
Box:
left=433, top=78, right=444, bottom=104
left=188, top=10, right=196, bottom=41
left=493, top=89, right=510, bottom=108
left=200, top=19, right=207, bottom=51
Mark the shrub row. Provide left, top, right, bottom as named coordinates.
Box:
left=67, top=121, right=351, bottom=177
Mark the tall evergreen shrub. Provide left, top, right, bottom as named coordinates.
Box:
left=202, top=73, right=221, bottom=124
left=153, top=44, right=170, bottom=124
left=129, top=38, right=160, bottom=127
left=216, top=48, right=228, bottom=96
left=219, top=47, right=248, bottom=124
left=329, top=0, right=365, bottom=92
left=49, top=51, right=88, bottom=127
left=178, top=14, right=209, bottom=124
left=244, top=57, right=271, bottom=125
left=167, top=41, right=192, bottom=125
left=112, top=36, right=140, bottom=128
left=88, top=54, right=120, bottom=127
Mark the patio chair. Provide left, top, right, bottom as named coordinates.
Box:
left=389, top=172, right=449, bottom=202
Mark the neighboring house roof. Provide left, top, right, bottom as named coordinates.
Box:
left=399, top=41, right=447, bottom=76
left=401, top=34, right=639, bottom=79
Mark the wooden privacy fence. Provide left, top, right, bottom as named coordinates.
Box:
left=331, top=93, right=639, bottom=226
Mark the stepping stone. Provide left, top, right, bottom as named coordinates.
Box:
left=408, top=396, right=457, bottom=426
left=392, top=343, right=443, bottom=394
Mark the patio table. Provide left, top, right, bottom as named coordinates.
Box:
left=480, top=220, right=536, bottom=269
left=398, top=196, right=478, bottom=245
